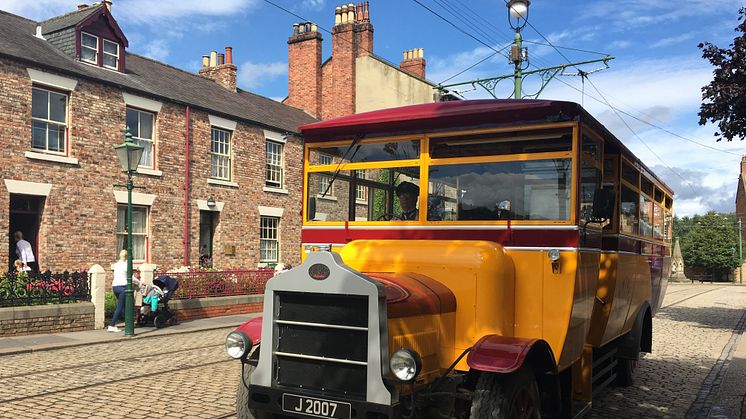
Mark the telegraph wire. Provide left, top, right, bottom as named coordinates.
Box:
left=584, top=76, right=700, bottom=196
left=438, top=49, right=506, bottom=85
left=431, top=0, right=503, bottom=48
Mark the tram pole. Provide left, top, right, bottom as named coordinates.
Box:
left=513, top=31, right=523, bottom=99
left=739, top=218, right=743, bottom=284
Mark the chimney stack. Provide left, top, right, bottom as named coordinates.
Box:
left=199, top=47, right=237, bottom=92
left=286, top=21, right=323, bottom=117
left=400, top=48, right=426, bottom=79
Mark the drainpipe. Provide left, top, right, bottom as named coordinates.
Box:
left=183, top=106, right=191, bottom=266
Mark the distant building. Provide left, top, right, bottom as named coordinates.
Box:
left=0, top=3, right=315, bottom=273
left=284, top=2, right=440, bottom=120
left=736, top=156, right=746, bottom=280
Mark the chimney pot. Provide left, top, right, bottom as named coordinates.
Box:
left=335, top=6, right=342, bottom=25
left=217, top=53, right=225, bottom=65
left=364, top=1, right=369, bottom=20
left=201, top=55, right=209, bottom=67
left=311, top=23, right=318, bottom=32
left=209, top=50, right=217, bottom=67
left=225, top=47, right=233, bottom=64
left=293, top=23, right=299, bottom=35
left=356, top=2, right=363, bottom=21
left=347, top=3, right=355, bottom=22
left=341, top=5, right=348, bottom=23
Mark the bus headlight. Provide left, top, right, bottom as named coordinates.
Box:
left=390, top=349, right=422, bottom=382
left=225, top=331, right=251, bottom=359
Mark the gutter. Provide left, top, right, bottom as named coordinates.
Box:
left=183, top=105, right=190, bottom=266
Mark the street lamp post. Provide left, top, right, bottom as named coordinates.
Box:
left=114, top=127, right=144, bottom=337
left=506, top=0, right=530, bottom=99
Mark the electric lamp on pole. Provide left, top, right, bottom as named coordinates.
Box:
left=114, top=127, right=144, bottom=337
left=506, top=0, right=530, bottom=99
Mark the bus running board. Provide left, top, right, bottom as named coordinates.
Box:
left=591, top=346, right=618, bottom=397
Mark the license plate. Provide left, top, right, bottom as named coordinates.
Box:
left=282, top=393, right=351, bottom=419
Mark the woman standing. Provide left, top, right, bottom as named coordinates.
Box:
left=109, top=250, right=131, bottom=332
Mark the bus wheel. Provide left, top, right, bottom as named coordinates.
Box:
left=236, top=351, right=267, bottom=419
left=470, top=368, right=541, bottom=419
left=614, top=356, right=638, bottom=387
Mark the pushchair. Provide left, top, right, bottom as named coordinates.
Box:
left=137, top=275, right=179, bottom=328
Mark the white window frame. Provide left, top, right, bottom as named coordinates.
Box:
left=126, top=107, right=156, bottom=169
left=318, top=154, right=333, bottom=196
left=211, top=127, right=232, bottom=181
left=102, top=39, right=119, bottom=70
left=265, top=140, right=284, bottom=189
left=81, top=32, right=98, bottom=64
left=259, top=216, right=280, bottom=263
left=355, top=170, right=368, bottom=202
left=116, top=204, right=149, bottom=262
left=31, top=86, right=68, bottom=155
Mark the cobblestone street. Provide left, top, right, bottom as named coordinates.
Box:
left=1, top=283, right=745, bottom=418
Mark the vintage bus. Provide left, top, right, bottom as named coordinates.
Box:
left=226, top=99, right=674, bottom=418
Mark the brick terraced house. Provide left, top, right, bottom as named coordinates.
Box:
left=0, top=2, right=316, bottom=273
left=284, top=2, right=440, bottom=120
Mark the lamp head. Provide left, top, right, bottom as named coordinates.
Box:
left=114, top=126, right=145, bottom=173
left=207, top=196, right=217, bottom=208
left=507, top=0, right=530, bottom=19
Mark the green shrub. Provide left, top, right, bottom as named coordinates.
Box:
left=105, top=291, right=116, bottom=319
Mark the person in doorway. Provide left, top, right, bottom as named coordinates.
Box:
left=109, top=249, right=141, bottom=332
left=199, top=244, right=211, bottom=268
left=396, top=181, right=419, bottom=221
left=14, top=231, right=36, bottom=273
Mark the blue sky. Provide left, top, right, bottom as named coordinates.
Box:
left=3, top=0, right=746, bottom=216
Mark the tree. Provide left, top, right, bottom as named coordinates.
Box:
left=680, top=212, right=739, bottom=280
left=698, top=7, right=746, bottom=141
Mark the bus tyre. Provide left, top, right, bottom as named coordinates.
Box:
left=470, top=368, right=541, bottom=419
left=236, top=363, right=266, bottom=419
left=614, top=357, right=637, bottom=387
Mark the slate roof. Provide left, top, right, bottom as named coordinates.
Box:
left=0, top=8, right=316, bottom=133
left=40, top=6, right=99, bottom=34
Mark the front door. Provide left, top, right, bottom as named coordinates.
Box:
left=9, top=194, right=44, bottom=271
left=199, top=210, right=218, bottom=267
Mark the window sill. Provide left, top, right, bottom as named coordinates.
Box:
left=208, top=178, right=239, bottom=188
left=25, top=151, right=78, bottom=165
left=263, top=186, right=288, bottom=195
left=317, top=194, right=338, bottom=202
left=136, top=167, right=163, bottom=177
left=356, top=199, right=368, bottom=205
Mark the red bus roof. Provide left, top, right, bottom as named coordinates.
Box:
left=299, top=99, right=578, bottom=141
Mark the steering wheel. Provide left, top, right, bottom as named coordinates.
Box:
left=377, top=213, right=403, bottom=221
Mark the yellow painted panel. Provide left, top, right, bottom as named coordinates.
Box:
left=557, top=252, right=596, bottom=370
left=586, top=252, right=618, bottom=347
left=387, top=312, right=456, bottom=380
left=340, top=240, right=514, bottom=365
left=541, top=252, right=580, bottom=368
left=511, top=251, right=544, bottom=340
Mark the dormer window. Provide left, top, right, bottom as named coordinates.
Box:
left=81, top=32, right=98, bottom=64
left=103, top=39, right=119, bottom=69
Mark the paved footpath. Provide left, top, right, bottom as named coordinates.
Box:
left=2, top=284, right=746, bottom=418
left=589, top=283, right=746, bottom=419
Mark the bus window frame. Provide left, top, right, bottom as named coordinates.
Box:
left=578, top=127, right=605, bottom=227
left=303, top=122, right=579, bottom=226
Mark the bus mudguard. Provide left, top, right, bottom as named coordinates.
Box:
left=466, top=335, right=557, bottom=374
left=234, top=316, right=263, bottom=345
left=617, top=301, right=652, bottom=359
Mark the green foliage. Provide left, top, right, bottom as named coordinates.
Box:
left=698, top=7, right=746, bottom=141
left=680, top=211, right=740, bottom=277
left=105, top=291, right=116, bottom=319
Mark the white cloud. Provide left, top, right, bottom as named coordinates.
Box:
left=300, top=0, right=325, bottom=11
left=650, top=33, right=697, bottom=49
left=237, top=60, right=287, bottom=89
left=140, top=39, right=170, bottom=61
left=117, top=0, right=258, bottom=24
left=1, top=0, right=78, bottom=20
left=577, top=0, right=744, bottom=30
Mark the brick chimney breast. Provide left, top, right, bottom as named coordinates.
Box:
left=400, top=48, right=426, bottom=79
left=198, top=47, right=237, bottom=92
left=287, top=22, right=323, bottom=118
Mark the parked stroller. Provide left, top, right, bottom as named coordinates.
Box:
left=137, top=275, right=179, bottom=329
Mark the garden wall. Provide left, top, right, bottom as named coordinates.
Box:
left=0, top=302, right=94, bottom=337
left=169, top=294, right=263, bottom=321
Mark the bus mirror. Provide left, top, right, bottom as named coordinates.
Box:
left=308, top=197, right=317, bottom=220
left=592, top=188, right=615, bottom=220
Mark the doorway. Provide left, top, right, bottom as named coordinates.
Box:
left=199, top=210, right=218, bottom=267
left=9, top=194, right=44, bottom=271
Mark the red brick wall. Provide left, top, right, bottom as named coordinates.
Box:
left=173, top=301, right=262, bottom=321
left=0, top=57, right=303, bottom=273
left=400, top=58, right=426, bottom=79
left=326, top=23, right=357, bottom=120
left=198, top=64, right=238, bottom=92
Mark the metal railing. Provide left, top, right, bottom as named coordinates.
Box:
left=167, top=269, right=274, bottom=300
left=0, top=270, right=91, bottom=307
